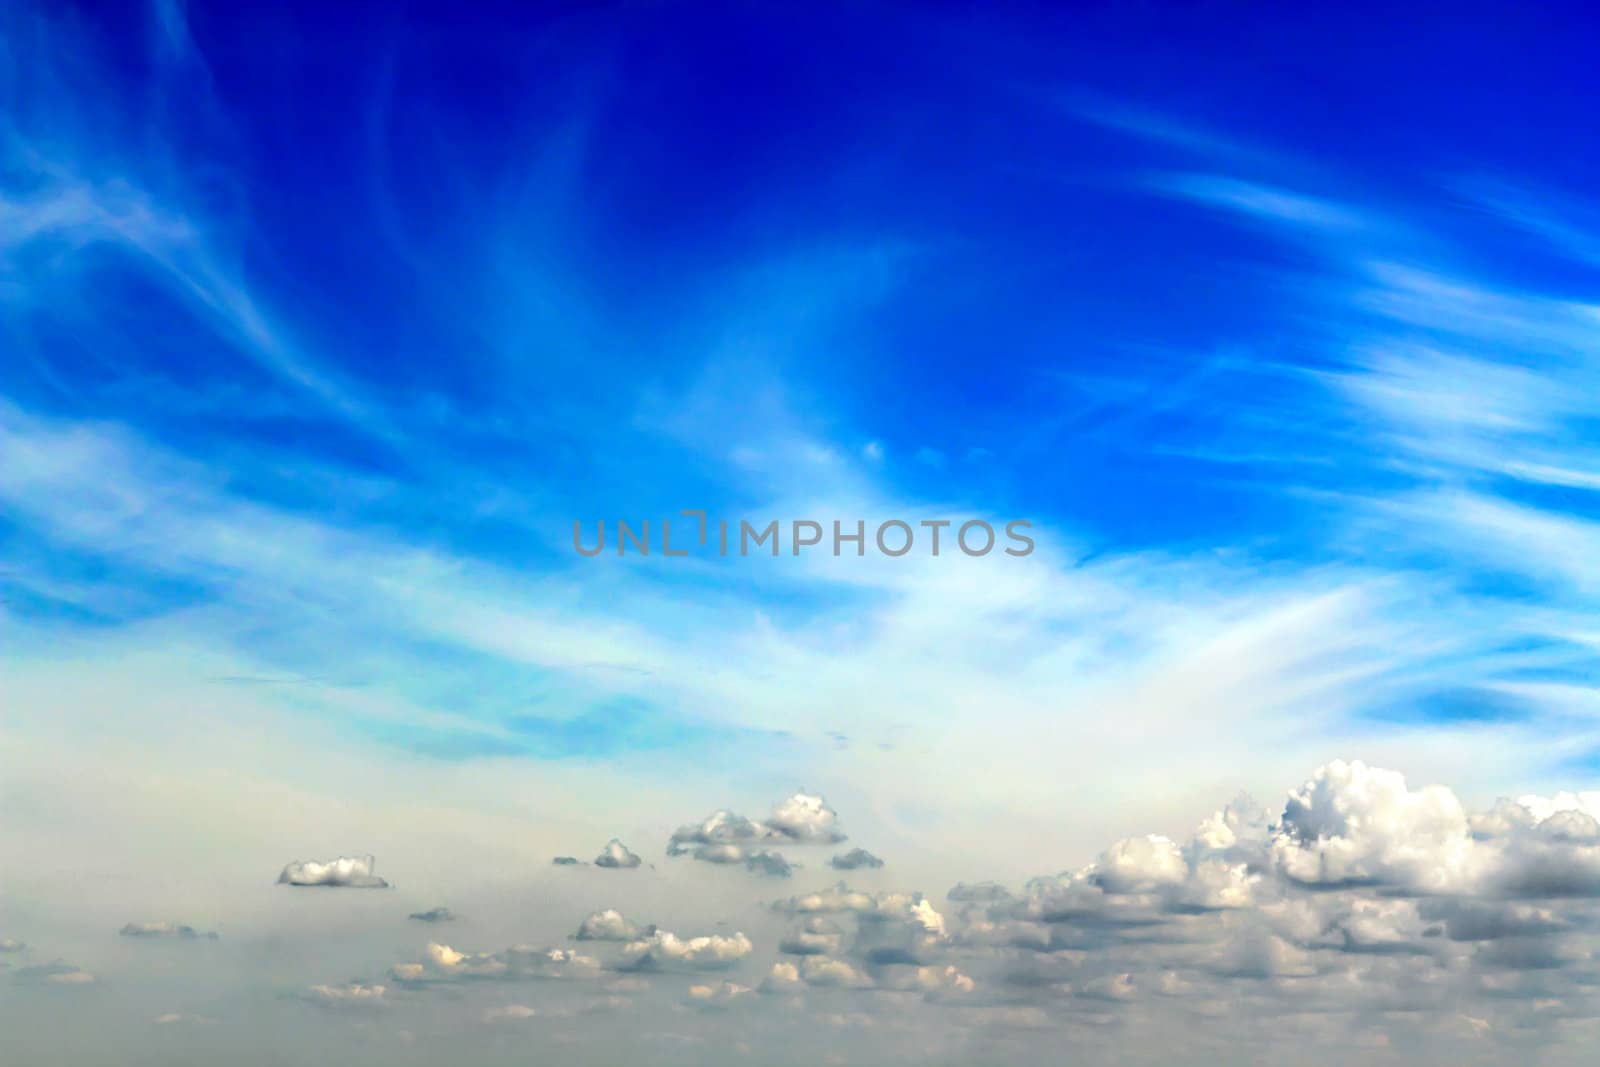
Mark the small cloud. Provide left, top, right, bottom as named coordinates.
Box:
left=574, top=909, right=654, bottom=942
left=408, top=907, right=456, bottom=924
left=277, top=855, right=389, bottom=888
left=119, top=922, right=218, bottom=940
left=862, top=441, right=884, bottom=462
left=685, top=980, right=754, bottom=1009
left=552, top=856, right=583, bottom=866
left=594, top=839, right=643, bottom=869
left=300, top=983, right=387, bottom=1011
left=482, top=1004, right=538, bottom=1023
left=18, top=962, right=95, bottom=986
left=744, top=851, right=794, bottom=878
left=0, top=939, right=25, bottom=954
left=830, top=848, right=884, bottom=871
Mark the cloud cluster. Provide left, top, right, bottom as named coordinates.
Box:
left=276, top=855, right=389, bottom=888
left=617, top=930, right=754, bottom=972
left=390, top=942, right=601, bottom=984
left=884, top=759, right=1600, bottom=1054
left=666, top=793, right=844, bottom=876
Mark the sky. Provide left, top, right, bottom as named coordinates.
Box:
left=5, top=1, right=1600, bottom=1063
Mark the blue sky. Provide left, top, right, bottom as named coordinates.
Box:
left=7, top=4, right=1600, bottom=1063
left=8, top=0, right=1600, bottom=768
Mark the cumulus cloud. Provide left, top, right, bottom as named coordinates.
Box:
left=574, top=909, right=654, bottom=942
left=119, top=922, right=218, bottom=940
left=780, top=917, right=845, bottom=956
left=616, top=930, right=754, bottom=972
left=390, top=942, right=600, bottom=985
left=685, top=980, right=755, bottom=1008
left=831, top=848, right=885, bottom=870
left=594, top=839, right=643, bottom=869
left=408, top=907, right=456, bottom=923
left=897, top=759, right=1600, bottom=1053
left=667, top=793, right=844, bottom=875
left=795, top=955, right=874, bottom=989
left=276, top=854, right=389, bottom=888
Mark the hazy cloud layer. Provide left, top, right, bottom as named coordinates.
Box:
left=119, top=922, right=218, bottom=940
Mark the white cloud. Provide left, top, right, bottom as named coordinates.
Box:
left=617, top=930, right=754, bottom=972
left=300, top=983, right=386, bottom=1011
left=575, top=909, right=653, bottom=942
left=276, top=854, right=389, bottom=889
left=594, top=838, right=643, bottom=869
left=390, top=942, right=601, bottom=984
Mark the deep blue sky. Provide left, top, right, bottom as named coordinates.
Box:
left=6, top=0, right=1600, bottom=771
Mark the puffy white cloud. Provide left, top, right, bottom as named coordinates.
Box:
left=780, top=917, right=845, bottom=956
left=276, top=854, right=389, bottom=888
left=574, top=908, right=653, bottom=942
left=758, top=961, right=804, bottom=994
left=1270, top=760, right=1481, bottom=892
left=797, top=955, right=874, bottom=989
left=765, top=793, right=847, bottom=843
left=391, top=941, right=600, bottom=984
left=667, top=793, right=845, bottom=875
left=686, top=980, right=755, bottom=1008
left=617, top=930, right=754, bottom=971
left=594, top=839, right=642, bottom=869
